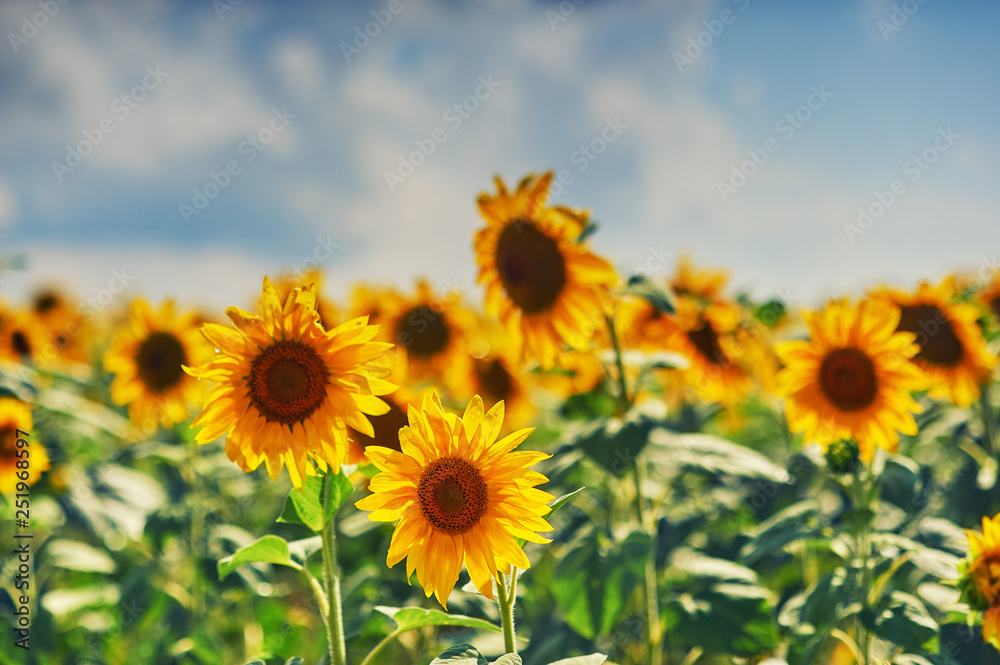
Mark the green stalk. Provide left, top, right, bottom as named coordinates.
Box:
left=981, top=383, right=997, bottom=457
left=496, top=571, right=518, bottom=654
left=187, top=435, right=205, bottom=619
left=322, top=473, right=347, bottom=665
left=607, top=314, right=661, bottom=664
left=852, top=464, right=872, bottom=665
left=633, top=465, right=662, bottom=665
left=605, top=314, right=631, bottom=413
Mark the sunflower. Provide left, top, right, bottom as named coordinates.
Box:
left=661, top=297, right=755, bottom=405
left=186, top=278, right=395, bottom=488
left=669, top=254, right=729, bottom=303
left=535, top=348, right=606, bottom=398
left=872, top=277, right=997, bottom=406
left=959, top=513, right=1000, bottom=650
left=31, top=287, right=90, bottom=367
left=475, top=171, right=618, bottom=367
left=0, top=399, right=49, bottom=494
left=776, top=299, right=924, bottom=462
left=0, top=310, right=49, bottom=366
left=347, top=283, right=396, bottom=327
left=376, top=280, right=476, bottom=396
left=356, top=391, right=553, bottom=607
left=269, top=269, right=341, bottom=331
left=465, top=322, right=536, bottom=430
left=102, top=299, right=209, bottom=429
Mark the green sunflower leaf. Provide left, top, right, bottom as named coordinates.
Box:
left=429, top=644, right=488, bottom=665
left=624, top=273, right=675, bottom=314
left=515, top=487, right=585, bottom=548
left=277, top=468, right=353, bottom=533
left=374, top=606, right=502, bottom=634
left=217, top=535, right=298, bottom=580
left=323, top=467, right=356, bottom=523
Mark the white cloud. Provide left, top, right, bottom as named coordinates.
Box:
left=8, top=1, right=281, bottom=176
left=3, top=243, right=279, bottom=313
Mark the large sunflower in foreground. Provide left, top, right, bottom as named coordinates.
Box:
left=104, top=299, right=212, bottom=429
left=0, top=399, right=49, bottom=494
left=475, top=171, right=618, bottom=367
left=872, top=277, right=996, bottom=406
left=959, top=513, right=1000, bottom=650
left=356, top=391, right=553, bottom=607
left=777, top=299, right=924, bottom=462
left=186, top=278, right=395, bottom=488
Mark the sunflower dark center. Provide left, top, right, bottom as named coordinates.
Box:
left=11, top=331, right=31, bottom=357
left=686, top=321, right=727, bottom=366
left=992, top=296, right=1000, bottom=322
left=396, top=305, right=451, bottom=359
left=494, top=219, right=567, bottom=314
left=417, top=457, right=488, bottom=535
left=896, top=304, right=963, bottom=367
left=819, top=347, right=878, bottom=412
left=0, top=426, right=15, bottom=456
left=135, top=331, right=187, bottom=393
left=350, top=398, right=408, bottom=452
left=248, top=340, right=328, bottom=426
left=34, top=292, right=60, bottom=314
left=475, top=358, right=515, bottom=402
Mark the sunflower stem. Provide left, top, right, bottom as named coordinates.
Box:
left=851, top=462, right=873, bottom=665
left=186, top=435, right=205, bottom=620
left=605, top=314, right=631, bottom=414
left=981, top=383, right=997, bottom=457
left=322, top=472, right=348, bottom=665
left=496, top=570, right=518, bottom=654
left=633, top=464, right=662, bottom=665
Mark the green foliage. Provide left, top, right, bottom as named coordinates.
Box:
left=374, top=606, right=501, bottom=634
left=552, top=531, right=651, bottom=639
left=217, top=535, right=297, bottom=580
left=277, top=469, right=354, bottom=532
left=624, top=274, right=675, bottom=314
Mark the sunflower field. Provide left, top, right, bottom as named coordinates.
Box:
left=2, top=166, right=1000, bottom=665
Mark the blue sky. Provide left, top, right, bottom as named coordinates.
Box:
left=1, top=0, right=998, bottom=313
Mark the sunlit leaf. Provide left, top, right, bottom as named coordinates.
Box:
left=218, top=535, right=297, bottom=580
